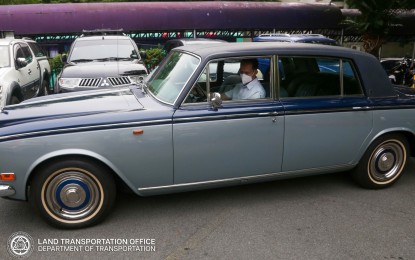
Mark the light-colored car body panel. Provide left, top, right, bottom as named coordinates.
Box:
left=1, top=42, right=415, bottom=202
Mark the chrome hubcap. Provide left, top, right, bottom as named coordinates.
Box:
left=369, top=141, right=405, bottom=182
left=43, top=170, right=101, bottom=221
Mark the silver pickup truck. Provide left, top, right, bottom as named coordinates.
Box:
left=0, top=32, right=51, bottom=107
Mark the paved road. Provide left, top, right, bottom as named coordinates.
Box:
left=1, top=159, right=415, bottom=260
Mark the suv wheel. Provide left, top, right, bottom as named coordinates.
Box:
left=40, top=80, right=49, bottom=96
left=10, top=95, right=20, bottom=105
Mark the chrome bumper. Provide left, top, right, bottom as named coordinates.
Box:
left=0, top=185, right=15, bottom=197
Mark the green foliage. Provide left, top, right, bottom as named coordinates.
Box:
left=141, top=47, right=166, bottom=72
left=344, top=0, right=415, bottom=56
left=50, top=54, right=63, bottom=73
left=345, top=0, right=415, bottom=35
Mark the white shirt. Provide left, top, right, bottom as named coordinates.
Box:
left=225, top=78, right=265, bottom=100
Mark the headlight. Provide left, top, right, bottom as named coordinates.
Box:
left=58, top=78, right=81, bottom=89
left=128, top=75, right=146, bottom=85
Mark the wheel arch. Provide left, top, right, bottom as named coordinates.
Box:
left=352, top=129, right=412, bottom=188
left=355, top=129, right=415, bottom=166
left=7, top=82, right=23, bottom=104
left=41, top=69, right=50, bottom=87
left=26, top=150, right=136, bottom=200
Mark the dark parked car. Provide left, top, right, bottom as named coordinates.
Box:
left=253, top=33, right=338, bottom=45
left=55, top=29, right=148, bottom=93
left=164, top=38, right=227, bottom=53
left=1, top=42, right=415, bottom=229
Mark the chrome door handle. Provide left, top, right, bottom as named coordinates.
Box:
left=259, top=112, right=279, bottom=116
left=352, top=106, right=371, bottom=110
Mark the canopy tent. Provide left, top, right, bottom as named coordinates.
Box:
left=0, top=2, right=343, bottom=35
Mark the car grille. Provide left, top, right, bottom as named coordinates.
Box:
left=79, top=78, right=100, bottom=87
left=107, top=76, right=131, bottom=86
left=78, top=77, right=131, bottom=88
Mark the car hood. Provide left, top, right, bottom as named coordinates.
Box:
left=61, top=61, right=147, bottom=78
left=0, top=87, right=150, bottom=139
left=0, top=67, right=11, bottom=78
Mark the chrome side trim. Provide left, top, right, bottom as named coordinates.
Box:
left=0, top=185, right=15, bottom=197
left=9, top=88, right=130, bottom=107
left=174, top=111, right=281, bottom=123
left=138, top=164, right=354, bottom=195
left=284, top=106, right=372, bottom=115
left=0, top=118, right=171, bottom=141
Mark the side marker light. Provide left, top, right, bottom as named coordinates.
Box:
left=0, top=173, right=15, bottom=181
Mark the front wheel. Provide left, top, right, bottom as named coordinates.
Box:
left=10, top=95, right=20, bottom=105
left=352, top=134, right=408, bottom=189
left=39, top=79, right=49, bottom=96
left=30, top=159, right=116, bottom=229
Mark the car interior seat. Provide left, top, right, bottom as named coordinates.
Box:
left=219, top=74, right=242, bottom=93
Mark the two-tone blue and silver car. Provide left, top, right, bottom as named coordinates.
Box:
left=1, top=42, right=415, bottom=228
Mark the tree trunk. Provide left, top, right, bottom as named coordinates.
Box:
left=362, top=33, right=385, bottom=57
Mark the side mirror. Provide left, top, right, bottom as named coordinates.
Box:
left=16, top=57, right=28, bottom=68
left=61, top=54, right=68, bottom=63
left=139, top=51, right=147, bottom=60
left=209, top=92, right=222, bottom=110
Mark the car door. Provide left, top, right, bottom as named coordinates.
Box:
left=172, top=56, right=285, bottom=184
left=278, top=56, right=373, bottom=172
left=14, top=43, right=40, bottom=99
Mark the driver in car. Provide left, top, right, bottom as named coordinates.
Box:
left=221, top=58, right=265, bottom=100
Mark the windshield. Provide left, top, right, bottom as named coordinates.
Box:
left=147, top=52, right=200, bottom=104
left=0, top=46, right=10, bottom=67
left=68, top=39, right=138, bottom=62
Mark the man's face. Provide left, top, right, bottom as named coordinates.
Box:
left=239, top=63, right=257, bottom=78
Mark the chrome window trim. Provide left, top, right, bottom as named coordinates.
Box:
left=180, top=55, right=274, bottom=108
left=147, top=51, right=201, bottom=106
left=277, top=55, right=365, bottom=99
left=173, top=111, right=281, bottom=123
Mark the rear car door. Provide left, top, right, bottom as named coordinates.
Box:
left=278, top=56, right=373, bottom=171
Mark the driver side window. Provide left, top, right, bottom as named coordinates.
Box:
left=184, top=56, right=271, bottom=104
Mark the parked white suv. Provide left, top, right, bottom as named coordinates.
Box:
left=0, top=31, right=50, bottom=108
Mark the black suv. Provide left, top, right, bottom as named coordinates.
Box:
left=55, top=29, right=147, bottom=93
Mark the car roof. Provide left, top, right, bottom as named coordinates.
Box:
left=74, top=35, right=132, bottom=41
left=166, top=38, right=227, bottom=45
left=0, top=37, right=25, bottom=45
left=174, top=41, right=368, bottom=60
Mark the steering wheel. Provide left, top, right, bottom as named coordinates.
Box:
left=187, top=83, right=207, bottom=103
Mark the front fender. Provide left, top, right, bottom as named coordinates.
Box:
left=25, top=149, right=138, bottom=199
left=6, top=82, right=23, bottom=105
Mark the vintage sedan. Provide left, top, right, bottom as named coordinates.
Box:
left=1, top=42, right=414, bottom=228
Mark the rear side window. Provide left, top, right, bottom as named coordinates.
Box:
left=278, top=56, right=363, bottom=98
left=27, top=42, right=47, bottom=57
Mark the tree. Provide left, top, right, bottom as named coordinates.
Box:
left=345, top=0, right=415, bottom=56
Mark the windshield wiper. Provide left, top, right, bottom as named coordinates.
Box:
left=70, top=59, right=94, bottom=63
left=95, top=57, right=126, bottom=62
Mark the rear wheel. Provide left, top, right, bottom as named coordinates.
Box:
left=30, top=159, right=116, bottom=229
left=10, top=95, right=20, bottom=105
left=352, top=134, right=408, bottom=189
